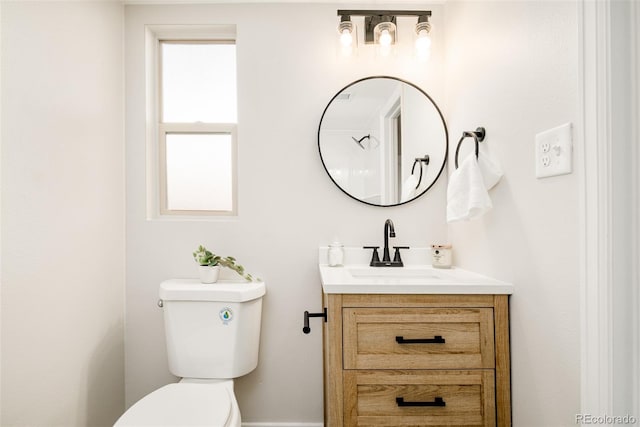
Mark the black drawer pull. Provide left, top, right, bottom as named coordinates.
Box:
left=396, top=397, right=446, bottom=407
left=395, top=335, right=445, bottom=344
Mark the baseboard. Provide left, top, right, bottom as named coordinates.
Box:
left=242, top=423, right=323, bottom=427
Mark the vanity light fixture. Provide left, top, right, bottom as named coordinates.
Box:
left=337, top=10, right=432, bottom=58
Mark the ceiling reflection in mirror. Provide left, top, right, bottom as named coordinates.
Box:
left=318, top=76, right=448, bottom=207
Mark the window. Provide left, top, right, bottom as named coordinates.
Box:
left=161, top=42, right=237, bottom=123
left=146, top=26, right=238, bottom=217
left=164, top=133, right=234, bottom=211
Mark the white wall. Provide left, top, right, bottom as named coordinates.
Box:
left=0, top=1, right=624, bottom=425
left=1, top=2, right=125, bottom=426
left=444, top=1, right=581, bottom=425
left=125, top=3, right=447, bottom=423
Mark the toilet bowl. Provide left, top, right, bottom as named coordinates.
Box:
left=114, top=379, right=240, bottom=427
left=114, top=279, right=265, bottom=427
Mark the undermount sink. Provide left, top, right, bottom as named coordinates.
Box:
left=318, top=246, right=514, bottom=295
left=347, top=266, right=446, bottom=279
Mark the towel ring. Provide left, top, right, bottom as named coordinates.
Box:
left=454, top=127, right=486, bottom=169
left=411, top=155, right=430, bottom=189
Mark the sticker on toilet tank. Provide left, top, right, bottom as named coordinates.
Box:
left=219, top=308, right=233, bottom=325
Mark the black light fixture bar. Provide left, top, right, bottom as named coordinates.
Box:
left=337, top=10, right=431, bottom=17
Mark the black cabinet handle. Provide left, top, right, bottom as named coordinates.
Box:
left=395, top=335, right=445, bottom=344
left=396, top=397, right=446, bottom=407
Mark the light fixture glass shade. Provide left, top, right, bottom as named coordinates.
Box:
left=414, top=19, right=432, bottom=61
left=338, top=20, right=354, bottom=47
left=338, top=18, right=357, bottom=56
left=373, top=19, right=396, bottom=57
left=374, top=20, right=396, bottom=46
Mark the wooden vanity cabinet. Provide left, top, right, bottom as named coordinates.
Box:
left=322, top=294, right=511, bottom=427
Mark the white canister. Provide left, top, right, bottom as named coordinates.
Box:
left=328, top=242, right=344, bottom=267
left=431, top=244, right=452, bottom=268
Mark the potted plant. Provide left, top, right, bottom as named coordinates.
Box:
left=193, top=245, right=254, bottom=283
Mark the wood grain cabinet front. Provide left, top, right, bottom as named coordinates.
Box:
left=322, top=294, right=511, bottom=427
left=343, top=307, right=495, bottom=370
left=344, top=370, right=495, bottom=426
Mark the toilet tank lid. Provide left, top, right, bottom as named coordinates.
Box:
left=160, top=279, right=266, bottom=302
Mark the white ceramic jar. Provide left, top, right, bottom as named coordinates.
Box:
left=431, top=244, right=452, bottom=269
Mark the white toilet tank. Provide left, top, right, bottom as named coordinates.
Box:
left=159, top=279, right=265, bottom=379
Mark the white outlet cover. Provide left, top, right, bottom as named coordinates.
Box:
left=535, top=123, right=572, bottom=178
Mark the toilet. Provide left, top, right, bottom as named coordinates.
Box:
left=114, top=278, right=265, bottom=427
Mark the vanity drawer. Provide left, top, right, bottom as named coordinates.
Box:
left=343, top=308, right=495, bottom=369
left=344, top=370, right=496, bottom=426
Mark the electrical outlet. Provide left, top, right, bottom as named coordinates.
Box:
left=535, top=123, right=572, bottom=178
left=541, top=142, right=550, bottom=153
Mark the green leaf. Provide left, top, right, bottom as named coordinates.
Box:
left=192, top=245, right=256, bottom=281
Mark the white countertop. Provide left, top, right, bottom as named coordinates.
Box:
left=318, top=247, right=514, bottom=295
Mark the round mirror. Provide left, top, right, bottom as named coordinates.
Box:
left=318, top=76, right=448, bottom=207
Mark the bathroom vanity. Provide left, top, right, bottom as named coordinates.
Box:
left=318, top=248, right=513, bottom=427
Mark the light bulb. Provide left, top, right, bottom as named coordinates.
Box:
left=340, top=29, right=353, bottom=47
left=379, top=29, right=392, bottom=47
left=415, top=30, right=432, bottom=51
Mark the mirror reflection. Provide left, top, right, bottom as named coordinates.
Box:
left=318, top=76, right=448, bottom=206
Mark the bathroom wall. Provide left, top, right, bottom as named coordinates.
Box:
left=124, top=3, right=448, bottom=423
left=0, top=1, right=615, bottom=425
left=0, top=1, right=586, bottom=426
left=1, top=2, right=125, bottom=426
left=444, top=1, right=581, bottom=425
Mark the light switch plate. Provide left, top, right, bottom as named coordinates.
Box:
left=535, top=123, right=573, bottom=178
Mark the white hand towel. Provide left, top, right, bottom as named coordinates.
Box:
left=478, top=151, right=503, bottom=190
left=447, top=154, right=492, bottom=222
left=401, top=174, right=419, bottom=202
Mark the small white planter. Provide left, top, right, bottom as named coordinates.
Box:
left=198, top=265, right=220, bottom=284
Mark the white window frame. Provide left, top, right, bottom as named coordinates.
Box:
left=145, top=25, right=238, bottom=218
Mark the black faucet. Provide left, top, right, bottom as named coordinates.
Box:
left=382, top=219, right=396, bottom=263
left=364, top=219, right=409, bottom=267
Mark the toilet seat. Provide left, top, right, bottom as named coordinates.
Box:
left=114, top=382, right=232, bottom=426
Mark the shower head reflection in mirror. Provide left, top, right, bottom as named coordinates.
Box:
left=351, top=134, right=380, bottom=150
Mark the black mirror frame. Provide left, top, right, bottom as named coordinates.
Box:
left=317, top=75, right=449, bottom=207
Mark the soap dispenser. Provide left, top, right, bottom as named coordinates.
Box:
left=328, top=242, right=344, bottom=267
